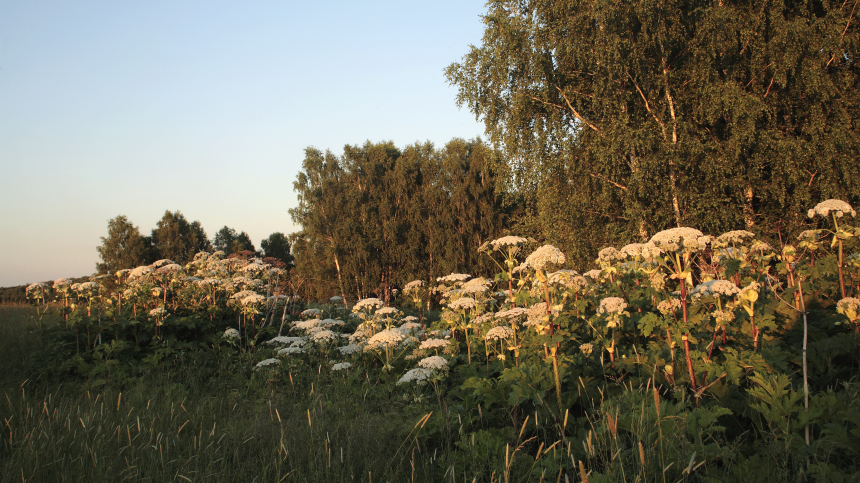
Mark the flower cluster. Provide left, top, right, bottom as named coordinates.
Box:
left=808, top=199, right=856, bottom=218
left=649, top=227, right=711, bottom=254
left=484, top=326, right=514, bottom=340
left=524, top=245, right=566, bottom=271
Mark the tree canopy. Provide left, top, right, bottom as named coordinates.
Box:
left=96, top=215, right=149, bottom=274
left=289, top=139, right=511, bottom=302
left=213, top=226, right=256, bottom=254
left=150, top=211, right=211, bottom=264
left=260, top=232, right=294, bottom=268
left=446, top=0, right=859, bottom=264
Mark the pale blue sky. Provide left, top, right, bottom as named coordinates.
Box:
left=0, top=1, right=487, bottom=286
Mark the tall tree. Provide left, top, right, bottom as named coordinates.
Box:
left=290, top=139, right=510, bottom=301
left=150, top=211, right=208, bottom=264
left=96, top=215, right=148, bottom=273
left=233, top=232, right=255, bottom=254
left=213, top=226, right=255, bottom=254
left=261, top=232, right=295, bottom=267
left=213, top=226, right=238, bottom=253
left=447, top=0, right=859, bottom=262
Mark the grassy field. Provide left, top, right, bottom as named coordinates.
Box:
left=0, top=305, right=448, bottom=483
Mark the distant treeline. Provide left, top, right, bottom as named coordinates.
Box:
left=95, top=213, right=294, bottom=275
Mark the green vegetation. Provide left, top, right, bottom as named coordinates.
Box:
left=5, top=200, right=860, bottom=481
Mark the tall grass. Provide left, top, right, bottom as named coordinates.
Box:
left=0, top=306, right=443, bottom=482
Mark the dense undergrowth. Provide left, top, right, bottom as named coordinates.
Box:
left=4, top=200, right=860, bottom=482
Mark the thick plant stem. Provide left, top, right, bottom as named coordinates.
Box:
left=682, top=335, right=698, bottom=394
left=838, top=240, right=846, bottom=299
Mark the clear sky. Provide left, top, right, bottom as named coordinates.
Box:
left=0, top=1, right=488, bottom=287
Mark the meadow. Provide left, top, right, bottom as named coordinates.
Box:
left=3, top=200, right=860, bottom=482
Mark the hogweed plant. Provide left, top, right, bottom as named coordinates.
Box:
left=808, top=199, right=856, bottom=299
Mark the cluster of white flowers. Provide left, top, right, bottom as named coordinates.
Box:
left=649, top=227, right=711, bottom=254
left=597, top=247, right=621, bottom=263
left=292, top=319, right=321, bottom=332
left=53, top=278, right=73, bottom=289
left=524, top=245, right=566, bottom=271
left=311, top=329, right=338, bottom=344
left=619, top=243, right=660, bottom=261
left=400, top=321, right=421, bottom=332
left=266, top=335, right=305, bottom=346
left=156, top=263, right=184, bottom=274
left=396, top=368, right=432, bottom=386
left=375, top=306, right=400, bottom=316
left=336, top=344, right=360, bottom=355
left=448, top=297, right=477, bottom=311
left=77, top=282, right=100, bottom=292
left=461, top=278, right=490, bottom=294
left=584, top=269, right=603, bottom=280
left=255, top=358, right=280, bottom=369
left=808, top=199, right=856, bottom=218
left=278, top=347, right=305, bottom=355
left=495, top=307, right=529, bottom=320
left=240, top=293, right=267, bottom=306
left=149, top=307, right=167, bottom=317
left=365, top=329, right=405, bottom=350
left=26, top=283, right=50, bottom=297
left=418, top=355, right=449, bottom=371
left=437, top=273, right=471, bottom=283
left=692, top=280, right=741, bottom=298
left=598, top=297, right=628, bottom=314
left=301, top=308, right=323, bottom=318
left=525, top=302, right=548, bottom=327
left=490, top=235, right=528, bottom=249
left=404, top=280, right=425, bottom=292
left=332, top=362, right=351, bottom=371
left=329, top=295, right=343, bottom=303
left=749, top=241, right=774, bottom=253
left=419, top=338, right=450, bottom=350
left=320, top=318, right=345, bottom=328
left=657, top=298, right=681, bottom=315
left=223, top=328, right=240, bottom=340
left=353, top=298, right=384, bottom=312
left=484, top=326, right=514, bottom=340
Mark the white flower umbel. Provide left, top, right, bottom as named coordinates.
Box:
left=484, top=326, right=514, bottom=340
left=404, top=280, right=426, bottom=291
left=598, top=297, right=629, bottom=329
left=524, top=245, right=566, bottom=271
left=302, top=308, right=323, bottom=318
left=278, top=346, right=305, bottom=355
left=418, top=355, right=449, bottom=372
left=353, top=298, right=384, bottom=312
left=223, top=328, right=240, bottom=340
left=255, top=358, right=280, bottom=369
left=447, top=297, right=478, bottom=311
left=808, top=199, right=856, bottom=219
left=419, top=338, right=450, bottom=351
left=396, top=368, right=432, bottom=386
left=691, top=280, right=741, bottom=299
left=437, top=273, right=471, bottom=283
left=266, top=335, right=305, bottom=346
left=808, top=199, right=856, bottom=299
left=332, top=362, right=351, bottom=371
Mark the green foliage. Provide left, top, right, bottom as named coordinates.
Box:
left=290, top=139, right=511, bottom=303
left=95, top=215, right=149, bottom=274
left=150, top=210, right=211, bottom=264
left=260, top=231, right=294, bottom=267
left=447, top=0, right=860, bottom=264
